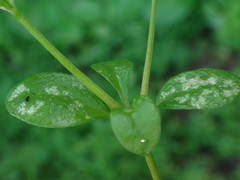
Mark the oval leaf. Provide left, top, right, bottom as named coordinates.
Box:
left=157, top=68, right=240, bottom=109
left=91, top=60, right=133, bottom=106
left=5, top=72, right=109, bottom=128
left=110, top=96, right=161, bottom=155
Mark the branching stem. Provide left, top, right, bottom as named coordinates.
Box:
left=12, top=10, right=120, bottom=109
left=6, top=3, right=161, bottom=180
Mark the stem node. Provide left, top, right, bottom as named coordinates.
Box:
left=12, top=9, right=120, bottom=109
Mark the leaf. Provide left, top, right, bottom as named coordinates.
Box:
left=110, top=96, right=161, bottom=155
left=5, top=72, right=109, bottom=128
left=91, top=60, right=133, bottom=106
left=0, top=0, right=15, bottom=13
left=157, top=68, right=240, bottom=109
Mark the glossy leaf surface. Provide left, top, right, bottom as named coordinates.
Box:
left=91, top=60, right=133, bottom=106
left=111, top=96, right=161, bottom=155
left=5, top=72, right=109, bottom=128
left=157, top=68, right=240, bottom=109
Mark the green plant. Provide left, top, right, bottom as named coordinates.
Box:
left=1, top=0, right=240, bottom=179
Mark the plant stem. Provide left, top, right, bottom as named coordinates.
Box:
left=145, top=153, right=161, bottom=180
left=141, top=0, right=161, bottom=179
left=141, top=0, right=157, bottom=96
left=12, top=10, right=120, bottom=109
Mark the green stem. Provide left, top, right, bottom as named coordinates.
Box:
left=12, top=10, right=120, bottom=109
left=141, top=0, right=157, bottom=96
left=141, top=1, right=160, bottom=179
left=145, top=153, right=161, bottom=180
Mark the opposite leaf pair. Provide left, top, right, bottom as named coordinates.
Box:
left=5, top=60, right=240, bottom=155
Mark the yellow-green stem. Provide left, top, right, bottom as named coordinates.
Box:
left=141, top=0, right=157, bottom=96
left=12, top=10, right=120, bottom=109
left=145, top=153, right=161, bottom=180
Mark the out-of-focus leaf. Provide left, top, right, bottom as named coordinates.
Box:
left=110, top=96, right=161, bottom=155
left=158, top=0, right=197, bottom=27
left=157, top=69, right=240, bottom=109
left=5, top=72, right=109, bottom=128
left=203, top=0, right=240, bottom=50
left=91, top=60, right=133, bottom=106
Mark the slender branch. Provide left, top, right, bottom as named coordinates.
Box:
left=141, top=0, right=157, bottom=96
left=145, top=153, right=161, bottom=180
left=12, top=10, right=120, bottom=109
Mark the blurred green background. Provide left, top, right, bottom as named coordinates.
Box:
left=1, top=0, right=240, bottom=179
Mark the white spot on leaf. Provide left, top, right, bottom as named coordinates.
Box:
left=17, top=100, right=45, bottom=115
left=176, top=75, right=218, bottom=91
left=177, top=76, right=187, bottom=83
left=8, top=84, right=30, bottom=101
left=62, top=90, right=69, bottom=96
left=45, top=86, right=60, bottom=95
left=223, top=80, right=234, bottom=87
left=74, top=101, right=83, bottom=108
left=161, top=87, right=176, bottom=99
left=73, top=83, right=84, bottom=89
left=223, top=88, right=239, bottom=98
left=232, top=87, right=240, bottom=96
left=68, top=101, right=84, bottom=113
left=189, top=77, right=199, bottom=85
left=158, top=69, right=240, bottom=109
left=202, top=89, right=212, bottom=95
left=68, top=104, right=75, bottom=112
left=85, top=115, right=91, bottom=119
left=174, top=94, right=190, bottom=103
left=207, top=77, right=217, bottom=85
left=181, top=76, right=202, bottom=91
left=191, top=96, right=206, bottom=109
left=223, top=90, right=233, bottom=97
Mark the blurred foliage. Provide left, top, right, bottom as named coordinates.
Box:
left=0, top=0, right=240, bottom=179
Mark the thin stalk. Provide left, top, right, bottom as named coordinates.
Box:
left=141, top=0, right=161, bottom=179
left=141, top=0, right=157, bottom=96
left=12, top=10, right=120, bottom=109
left=145, top=153, right=161, bottom=180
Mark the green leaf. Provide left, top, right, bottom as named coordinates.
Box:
left=91, top=60, right=133, bottom=107
left=0, top=0, right=15, bottom=13
left=110, top=96, right=161, bottom=155
left=5, top=72, right=109, bottom=128
left=157, top=68, right=240, bottom=109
